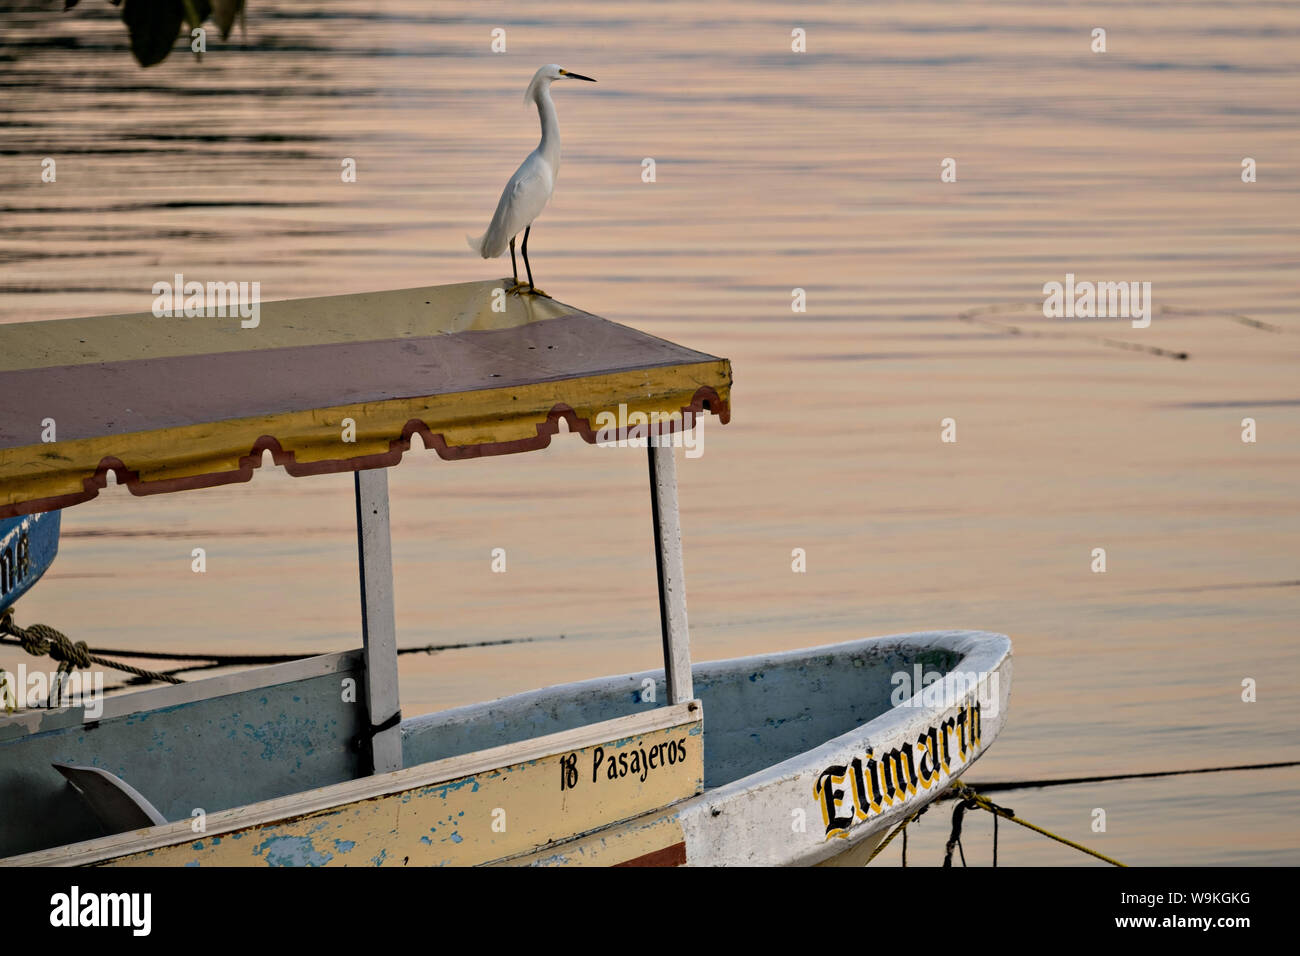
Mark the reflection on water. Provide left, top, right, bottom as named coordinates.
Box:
left=2, top=0, right=1298, bottom=864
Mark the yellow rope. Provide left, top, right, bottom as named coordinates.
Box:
left=951, top=778, right=1128, bottom=867
left=867, top=779, right=1129, bottom=867
left=865, top=804, right=926, bottom=864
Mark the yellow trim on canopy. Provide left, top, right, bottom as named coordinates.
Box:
left=0, top=363, right=728, bottom=510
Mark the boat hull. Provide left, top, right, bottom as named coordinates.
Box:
left=1, top=629, right=1011, bottom=867
left=0, top=511, right=60, bottom=614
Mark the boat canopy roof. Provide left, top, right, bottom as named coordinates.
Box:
left=0, top=279, right=731, bottom=517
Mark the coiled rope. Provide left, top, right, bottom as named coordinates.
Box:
left=0, top=608, right=183, bottom=685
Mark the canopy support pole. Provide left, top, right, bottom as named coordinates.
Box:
left=354, top=469, right=402, bottom=775
left=648, top=443, right=693, bottom=704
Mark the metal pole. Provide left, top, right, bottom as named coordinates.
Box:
left=648, top=442, right=693, bottom=703
left=354, top=468, right=402, bottom=774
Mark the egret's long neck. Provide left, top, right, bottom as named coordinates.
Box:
left=535, top=85, right=561, bottom=168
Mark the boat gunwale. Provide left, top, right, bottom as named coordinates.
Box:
left=694, top=628, right=1011, bottom=800
left=0, top=699, right=702, bottom=867
left=401, top=628, right=1008, bottom=744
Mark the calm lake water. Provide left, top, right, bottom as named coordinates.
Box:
left=2, top=0, right=1297, bottom=864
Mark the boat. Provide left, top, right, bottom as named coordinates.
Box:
left=0, top=279, right=1011, bottom=866
left=0, top=511, right=61, bottom=615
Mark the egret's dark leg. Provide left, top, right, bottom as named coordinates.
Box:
left=520, top=225, right=549, bottom=297
left=521, top=226, right=534, bottom=290
left=504, top=237, right=527, bottom=295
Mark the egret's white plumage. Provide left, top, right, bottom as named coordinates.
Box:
left=470, top=151, right=552, bottom=260
left=468, top=64, right=596, bottom=293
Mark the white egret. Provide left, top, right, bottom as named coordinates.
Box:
left=467, top=64, right=596, bottom=297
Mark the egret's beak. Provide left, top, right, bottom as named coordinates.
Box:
left=561, top=71, right=596, bottom=82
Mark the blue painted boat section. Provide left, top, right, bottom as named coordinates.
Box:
left=0, top=511, right=61, bottom=613
left=0, top=657, right=365, bottom=858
